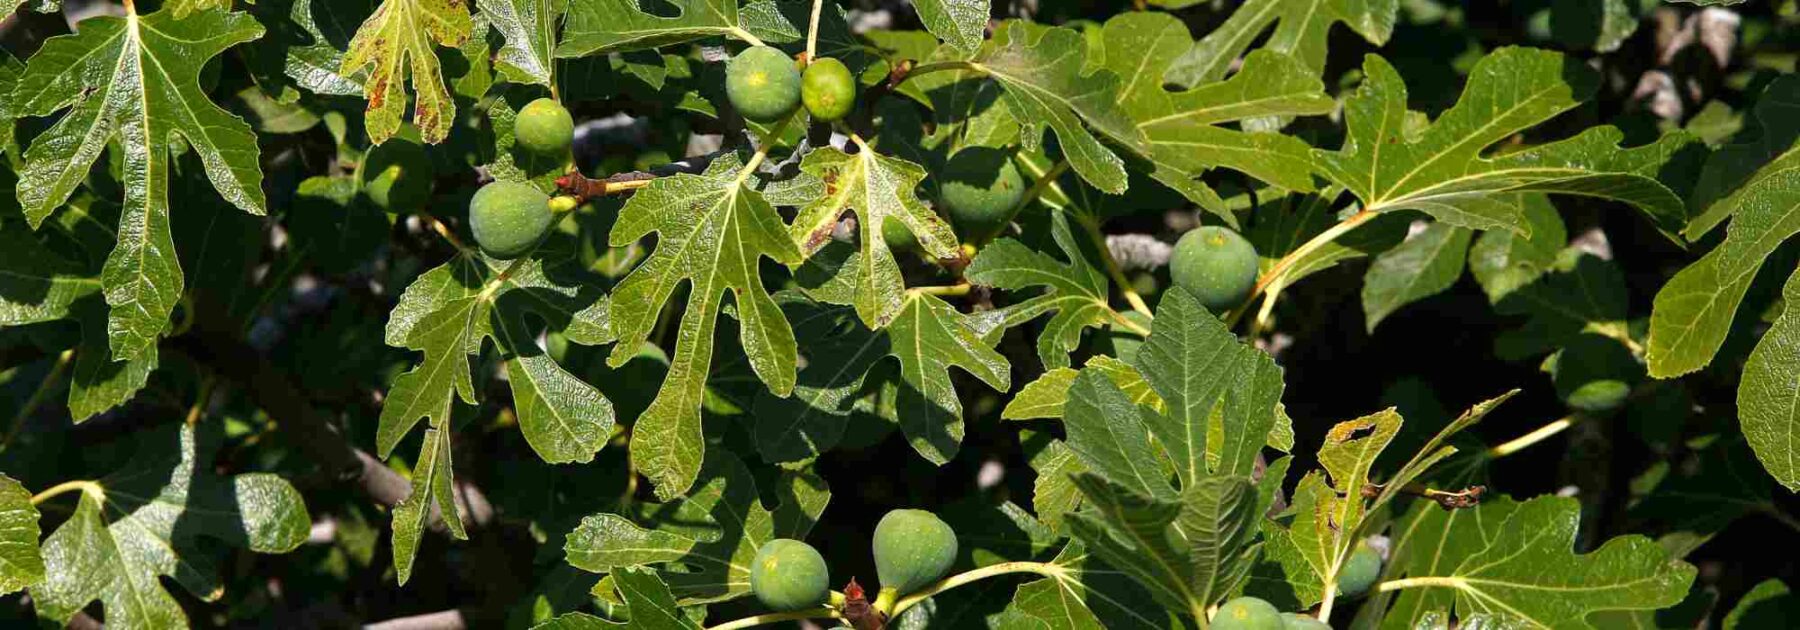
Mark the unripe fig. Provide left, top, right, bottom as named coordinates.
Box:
left=872, top=509, right=956, bottom=594
left=1281, top=612, right=1331, bottom=629
left=514, top=98, right=574, bottom=157
left=882, top=215, right=919, bottom=252
left=469, top=181, right=553, bottom=260
left=726, top=46, right=802, bottom=123
left=360, top=136, right=433, bottom=211
left=938, top=148, right=1025, bottom=243
left=1169, top=225, right=1259, bottom=312
left=1213, top=596, right=1283, bottom=630
left=1550, top=334, right=1640, bottom=412
left=1336, top=539, right=1383, bottom=598
left=801, top=57, right=856, bottom=121
left=749, top=539, right=830, bottom=611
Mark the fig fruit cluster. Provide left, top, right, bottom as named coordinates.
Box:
left=746, top=508, right=960, bottom=614
left=727, top=46, right=860, bottom=123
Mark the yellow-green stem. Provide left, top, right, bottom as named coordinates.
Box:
left=901, top=60, right=981, bottom=85
left=1224, top=209, right=1374, bottom=329
left=729, top=27, right=766, bottom=48
left=1489, top=415, right=1579, bottom=458
left=911, top=284, right=973, bottom=297
left=1110, top=308, right=1152, bottom=337
left=1010, top=158, right=1069, bottom=219
left=890, top=562, right=1067, bottom=616
left=31, top=480, right=103, bottom=507
left=804, top=0, right=823, bottom=63
left=704, top=607, right=841, bottom=630
left=1073, top=211, right=1154, bottom=319
left=1376, top=576, right=1464, bottom=592
left=420, top=210, right=474, bottom=255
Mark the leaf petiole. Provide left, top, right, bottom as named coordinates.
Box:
left=889, top=561, right=1067, bottom=616
left=1488, top=415, right=1579, bottom=458
left=1225, top=207, right=1375, bottom=328
left=910, top=284, right=972, bottom=297
left=30, top=479, right=104, bottom=507
left=804, top=0, right=823, bottom=64
left=703, top=607, right=842, bottom=630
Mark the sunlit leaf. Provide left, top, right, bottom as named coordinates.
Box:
left=10, top=7, right=267, bottom=359
left=0, top=474, right=41, bottom=596
left=560, top=0, right=749, bottom=57
left=391, top=427, right=466, bottom=585
left=968, top=210, right=1116, bottom=369
left=1002, top=355, right=1157, bottom=421
left=1131, top=290, right=1284, bottom=482
left=483, top=0, right=559, bottom=86
left=969, top=23, right=1149, bottom=194
left=1068, top=473, right=1260, bottom=616
left=1738, top=266, right=1800, bottom=491
left=1315, top=48, right=1690, bottom=238
left=1163, top=0, right=1397, bottom=86
left=1384, top=496, right=1695, bottom=627
left=564, top=451, right=829, bottom=604
left=33, top=424, right=311, bottom=627
left=1647, top=77, right=1800, bottom=379
left=913, top=0, right=989, bottom=55
left=606, top=155, right=801, bottom=499
left=1102, top=13, right=1333, bottom=215
left=784, top=146, right=958, bottom=327
left=884, top=292, right=1011, bottom=463
left=339, top=0, right=474, bottom=143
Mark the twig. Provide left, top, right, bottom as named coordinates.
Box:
left=174, top=309, right=414, bottom=508
left=1360, top=482, right=1487, bottom=510
left=556, top=171, right=655, bottom=201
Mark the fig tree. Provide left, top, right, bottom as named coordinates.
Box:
left=801, top=57, right=856, bottom=121
left=360, top=136, right=433, bottom=212
left=873, top=509, right=957, bottom=594
left=469, top=181, right=553, bottom=260
left=1213, top=596, right=1283, bottom=630
left=1336, top=539, right=1383, bottom=598
left=749, top=539, right=830, bottom=611
left=726, top=46, right=802, bottom=123
left=514, top=98, right=574, bottom=157
left=1169, top=225, right=1259, bottom=312
left=938, top=148, right=1025, bottom=243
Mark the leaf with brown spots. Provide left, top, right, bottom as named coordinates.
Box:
left=340, top=0, right=473, bottom=144
left=780, top=147, right=958, bottom=328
